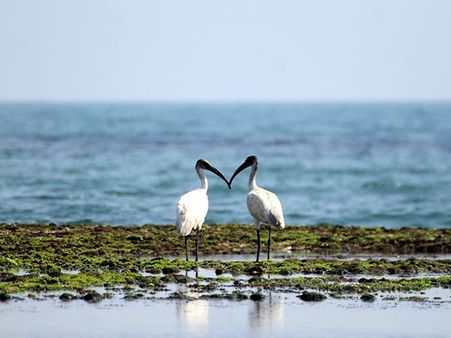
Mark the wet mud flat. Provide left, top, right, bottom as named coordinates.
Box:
left=1, top=223, right=450, bottom=337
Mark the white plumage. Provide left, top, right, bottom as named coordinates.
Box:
left=176, top=189, right=208, bottom=237
left=247, top=187, right=285, bottom=229
left=175, top=159, right=229, bottom=261
left=229, top=155, right=285, bottom=261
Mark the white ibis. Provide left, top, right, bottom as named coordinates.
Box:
left=229, top=155, right=285, bottom=262
left=176, top=159, right=230, bottom=261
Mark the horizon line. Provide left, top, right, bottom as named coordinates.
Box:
left=1, top=98, right=451, bottom=105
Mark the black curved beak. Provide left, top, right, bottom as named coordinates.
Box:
left=229, top=161, right=251, bottom=187
left=204, top=163, right=231, bottom=189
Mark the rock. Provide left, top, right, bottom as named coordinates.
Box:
left=233, top=280, right=243, bottom=286
left=223, top=291, right=249, bottom=301
left=162, top=267, right=179, bottom=274
left=248, top=276, right=264, bottom=283
left=82, top=290, right=103, bottom=303
left=59, top=293, right=77, bottom=301
left=173, top=274, right=193, bottom=284
left=232, top=292, right=249, bottom=300
left=200, top=293, right=225, bottom=299
left=0, top=292, right=11, bottom=302
left=161, top=274, right=176, bottom=282
left=0, top=272, right=18, bottom=282
left=250, top=293, right=265, bottom=301
left=124, top=293, right=144, bottom=300
left=168, top=291, right=195, bottom=300
left=204, top=283, right=218, bottom=291
left=382, top=296, right=397, bottom=301
left=360, top=294, right=376, bottom=302
left=298, top=291, right=326, bottom=302
left=215, top=268, right=223, bottom=275
left=400, top=296, right=427, bottom=302
left=103, top=292, right=114, bottom=299
left=387, top=267, right=399, bottom=274
left=126, top=235, right=143, bottom=242
left=245, top=266, right=264, bottom=275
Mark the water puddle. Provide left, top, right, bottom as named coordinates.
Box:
left=167, top=253, right=451, bottom=262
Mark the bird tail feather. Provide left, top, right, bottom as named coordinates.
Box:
left=269, top=210, right=285, bottom=229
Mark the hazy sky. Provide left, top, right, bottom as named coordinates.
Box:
left=1, top=0, right=450, bottom=101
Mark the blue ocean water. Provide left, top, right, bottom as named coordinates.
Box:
left=0, top=102, right=450, bottom=228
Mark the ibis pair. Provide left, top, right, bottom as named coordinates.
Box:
left=175, top=156, right=285, bottom=262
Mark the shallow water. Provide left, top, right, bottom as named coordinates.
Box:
left=1, top=291, right=450, bottom=338
left=191, top=253, right=451, bottom=262
left=1, top=102, right=451, bottom=227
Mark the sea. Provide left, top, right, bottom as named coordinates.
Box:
left=0, top=102, right=450, bottom=228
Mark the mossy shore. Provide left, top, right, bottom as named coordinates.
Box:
left=1, top=223, right=450, bottom=261
left=0, top=223, right=450, bottom=300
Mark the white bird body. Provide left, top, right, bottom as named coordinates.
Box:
left=176, top=188, right=208, bottom=236
left=247, top=187, right=285, bottom=229
left=175, top=159, right=229, bottom=261
left=229, top=155, right=285, bottom=261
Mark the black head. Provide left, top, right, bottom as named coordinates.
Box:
left=195, top=159, right=211, bottom=169
left=196, top=159, right=230, bottom=189
left=244, top=155, right=258, bottom=166
left=229, top=155, right=258, bottom=186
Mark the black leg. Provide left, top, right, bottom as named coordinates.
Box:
left=267, top=226, right=272, bottom=260
left=184, top=236, right=189, bottom=261
left=256, top=228, right=261, bottom=262
left=195, top=228, right=200, bottom=262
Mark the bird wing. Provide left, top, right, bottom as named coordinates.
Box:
left=248, top=188, right=285, bottom=228
left=267, top=191, right=285, bottom=228
left=175, top=189, right=208, bottom=236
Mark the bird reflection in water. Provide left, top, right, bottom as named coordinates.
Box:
left=176, top=299, right=209, bottom=335
left=249, top=291, right=285, bottom=329
left=175, top=267, right=199, bottom=295
left=185, top=267, right=199, bottom=279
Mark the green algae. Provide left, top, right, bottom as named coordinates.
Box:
left=200, top=291, right=249, bottom=301
left=241, top=275, right=451, bottom=293
left=1, top=269, right=449, bottom=295
left=0, top=271, right=162, bottom=293
left=202, top=258, right=451, bottom=275
left=0, top=223, right=450, bottom=300
left=1, top=223, right=450, bottom=274
left=1, top=224, right=449, bottom=269
left=2, top=256, right=449, bottom=277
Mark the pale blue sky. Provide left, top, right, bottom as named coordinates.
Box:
left=0, top=0, right=450, bottom=101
